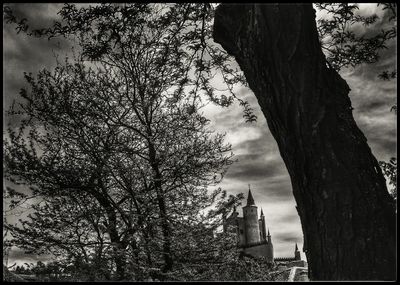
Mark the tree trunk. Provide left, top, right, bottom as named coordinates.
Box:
left=90, top=185, right=127, bottom=280
left=148, top=140, right=173, bottom=273
left=133, top=197, right=153, bottom=267
left=106, top=208, right=126, bottom=281
left=213, top=3, right=396, bottom=280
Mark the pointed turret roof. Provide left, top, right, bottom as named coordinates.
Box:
left=295, top=243, right=299, bottom=251
left=267, top=228, right=271, bottom=236
left=246, top=188, right=255, bottom=206
left=260, top=208, right=264, bottom=216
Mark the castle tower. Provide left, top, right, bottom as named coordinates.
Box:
left=294, top=243, right=301, bottom=260
left=259, top=208, right=267, bottom=241
left=243, top=187, right=260, bottom=245
left=267, top=229, right=272, bottom=244
left=266, top=228, right=274, bottom=262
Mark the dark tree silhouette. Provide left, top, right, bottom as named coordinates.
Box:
left=213, top=3, right=396, bottom=281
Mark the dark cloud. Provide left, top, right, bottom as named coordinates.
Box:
left=227, top=153, right=285, bottom=181
left=6, top=3, right=63, bottom=24
left=275, top=211, right=301, bottom=225
left=357, top=99, right=390, bottom=112
left=274, top=233, right=301, bottom=244
left=8, top=247, right=52, bottom=266
left=340, top=39, right=397, bottom=162
left=3, top=4, right=72, bottom=129
left=235, top=136, right=270, bottom=154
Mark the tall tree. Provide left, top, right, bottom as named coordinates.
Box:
left=213, top=3, right=396, bottom=281
left=3, top=5, right=241, bottom=278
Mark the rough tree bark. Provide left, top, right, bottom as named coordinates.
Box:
left=213, top=3, right=396, bottom=281
left=91, top=185, right=127, bottom=280
left=148, top=139, right=173, bottom=274
left=105, top=206, right=126, bottom=280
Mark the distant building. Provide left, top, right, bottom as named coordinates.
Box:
left=274, top=244, right=307, bottom=268
left=223, top=188, right=303, bottom=264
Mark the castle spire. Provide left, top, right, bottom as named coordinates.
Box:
left=246, top=187, right=255, bottom=206
left=260, top=208, right=264, bottom=217
left=267, top=228, right=272, bottom=244
left=294, top=243, right=301, bottom=260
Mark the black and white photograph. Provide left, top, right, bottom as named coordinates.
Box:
left=3, top=3, right=397, bottom=281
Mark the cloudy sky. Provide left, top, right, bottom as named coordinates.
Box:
left=3, top=3, right=397, bottom=265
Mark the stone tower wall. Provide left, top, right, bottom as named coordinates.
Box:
left=243, top=243, right=269, bottom=259
left=258, top=220, right=263, bottom=241
left=259, top=216, right=267, bottom=241
left=243, top=205, right=260, bottom=244
left=267, top=241, right=274, bottom=262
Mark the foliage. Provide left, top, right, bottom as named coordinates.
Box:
left=390, top=104, right=397, bottom=114
left=379, top=157, right=397, bottom=201
left=168, top=255, right=273, bottom=281
left=378, top=70, right=397, bottom=81
left=3, top=56, right=241, bottom=279
left=315, top=3, right=397, bottom=71
left=3, top=3, right=256, bottom=123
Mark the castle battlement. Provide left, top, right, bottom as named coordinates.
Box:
left=274, top=257, right=298, bottom=262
